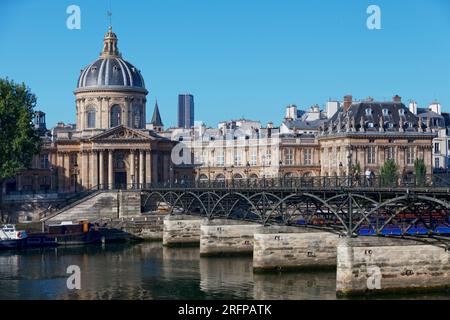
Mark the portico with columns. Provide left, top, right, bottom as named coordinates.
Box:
left=64, top=126, right=173, bottom=190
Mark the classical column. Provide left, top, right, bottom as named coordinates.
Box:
left=145, top=150, right=152, bottom=186
left=108, top=150, right=114, bottom=189
left=80, top=98, right=86, bottom=131
left=97, top=97, right=103, bottom=130
left=139, top=150, right=145, bottom=188
left=124, top=96, right=131, bottom=127
left=57, top=152, right=65, bottom=193
left=130, top=150, right=135, bottom=187
left=91, top=151, right=98, bottom=188
left=81, top=151, right=89, bottom=190
left=64, top=152, right=71, bottom=191
left=163, top=153, right=170, bottom=183
left=76, top=99, right=80, bottom=130
left=152, top=150, right=159, bottom=183
left=105, top=97, right=111, bottom=128
left=99, top=150, right=104, bottom=189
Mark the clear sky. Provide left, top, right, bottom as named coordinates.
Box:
left=1, top=0, right=450, bottom=128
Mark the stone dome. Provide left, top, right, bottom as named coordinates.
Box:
left=77, top=57, right=145, bottom=90
left=75, top=27, right=146, bottom=92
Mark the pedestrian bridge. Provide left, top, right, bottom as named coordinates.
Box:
left=141, top=174, right=450, bottom=239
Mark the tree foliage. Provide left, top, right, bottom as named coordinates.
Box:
left=0, top=78, right=41, bottom=181
left=380, top=159, right=398, bottom=187
left=414, top=158, right=426, bottom=186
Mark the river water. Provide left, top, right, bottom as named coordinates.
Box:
left=0, top=242, right=449, bottom=300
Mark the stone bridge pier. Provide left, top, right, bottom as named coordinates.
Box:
left=253, top=229, right=340, bottom=272
left=200, top=219, right=265, bottom=257
left=162, top=215, right=204, bottom=247
left=337, top=237, right=450, bottom=296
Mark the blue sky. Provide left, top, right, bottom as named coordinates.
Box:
left=0, top=0, right=450, bottom=128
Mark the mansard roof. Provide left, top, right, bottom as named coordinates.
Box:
left=327, top=101, right=420, bottom=133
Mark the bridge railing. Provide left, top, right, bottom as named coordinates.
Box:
left=140, top=173, right=450, bottom=190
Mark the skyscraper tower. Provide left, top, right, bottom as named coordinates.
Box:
left=178, top=94, right=194, bottom=128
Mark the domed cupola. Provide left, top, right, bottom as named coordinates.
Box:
left=75, top=27, right=146, bottom=93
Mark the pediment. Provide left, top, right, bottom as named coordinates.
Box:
left=90, top=125, right=153, bottom=141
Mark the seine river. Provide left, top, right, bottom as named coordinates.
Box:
left=0, top=242, right=449, bottom=300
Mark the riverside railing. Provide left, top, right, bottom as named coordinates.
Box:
left=134, top=174, right=450, bottom=190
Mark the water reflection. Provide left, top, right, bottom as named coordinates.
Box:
left=199, top=256, right=254, bottom=299
left=1, top=242, right=447, bottom=300
left=253, top=272, right=336, bottom=300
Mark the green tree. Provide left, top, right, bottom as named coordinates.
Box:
left=380, top=159, right=398, bottom=187
left=414, top=158, right=426, bottom=186
left=0, top=78, right=41, bottom=221
left=352, top=161, right=361, bottom=175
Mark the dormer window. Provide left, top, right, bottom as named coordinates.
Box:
left=382, top=109, right=389, bottom=116
left=399, top=109, right=405, bottom=116
left=113, top=65, right=120, bottom=72
left=90, top=67, right=97, bottom=72
left=365, top=108, right=373, bottom=116
left=367, top=122, right=374, bottom=128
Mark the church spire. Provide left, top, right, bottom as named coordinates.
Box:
left=151, top=100, right=164, bottom=127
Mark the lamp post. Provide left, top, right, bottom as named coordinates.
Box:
left=71, top=163, right=79, bottom=193
left=50, top=165, right=55, bottom=192
left=169, top=164, right=173, bottom=187
left=244, top=161, right=250, bottom=187
left=223, top=167, right=227, bottom=188
left=230, top=165, right=234, bottom=188
left=207, top=161, right=211, bottom=186
left=279, top=160, right=283, bottom=187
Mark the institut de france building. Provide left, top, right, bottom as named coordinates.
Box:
left=6, top=27, right=175, bottom=194
left=1, top=29, right=439, bottom=196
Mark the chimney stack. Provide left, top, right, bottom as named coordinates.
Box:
left=393, top=95, right=402, bottom=103
left=343, top=95, right=353, bottom=112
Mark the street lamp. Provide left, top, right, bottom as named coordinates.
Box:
left=223, top=167, right=227, bottom=188
left=279, top=160, right=283, bottom=187
left=71, top=163, right=79, bottom=193
left=230, top=165, right=234, bottom=188
left=244, top=162, right=250, bottom=186
left=207, top=161, right=211, bottom=186
left=50, top=165, right=56, bottom=192
left=169, top=164, right=173, bottom=187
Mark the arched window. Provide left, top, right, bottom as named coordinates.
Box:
left=86, top=106, right=96, bottom=128
left=199, top=174, right=208, bottom=181
left=110, top=105, right=122, bottom=127
left=215, top=174, right=225, bottom=181
left=132, top=105, right=142, bottom=128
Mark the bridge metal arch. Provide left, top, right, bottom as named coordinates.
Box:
left=264, top=192, right=347, bottom=231
left=141, top=191, right=180, bottom=212
left=209, top=192, right=267, bottom=221
left=169, top=191, right=210, bottom=216
left=225, top=192, right=283, bottom=221
left=352, top=194, right=450, bottom=235
left=196, top=191, right=226, bottom=216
